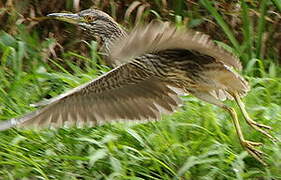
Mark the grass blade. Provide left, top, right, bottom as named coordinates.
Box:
left=272, top=0, right=281, bottom=12
left=256, top=0, right=268, bottom=59
left=200, top=0, right=240, bottom=51
left=240, top=0, right=254, bottom=60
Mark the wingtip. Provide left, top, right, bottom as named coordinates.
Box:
left=0, top=119, right=18, bottom=131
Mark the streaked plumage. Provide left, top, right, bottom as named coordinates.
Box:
left=0, top=9, right=273, bottom=165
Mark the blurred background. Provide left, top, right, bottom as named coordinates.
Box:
left=0, top=0, right=281, bottom=179
left=1, top=0, right=280, bottom=66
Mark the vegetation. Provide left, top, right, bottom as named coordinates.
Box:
left=0, top=0, right=280, bottom=179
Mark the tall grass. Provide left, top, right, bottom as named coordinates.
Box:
left=0, top=0, right=281, bottom=179
left=200, top=0, right=240, bottom=51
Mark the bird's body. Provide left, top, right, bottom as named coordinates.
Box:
left=0, top=9, right=273, bottom=165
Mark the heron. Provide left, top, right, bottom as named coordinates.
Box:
left=0, top=9, right=273, bottom=165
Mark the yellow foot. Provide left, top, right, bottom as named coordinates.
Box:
left=242, top=140, right=266, bottom=165
left=247, top=120, right=275, bottom=141
left=232, top=92, right=275, bottom=141
left=249, top=121, right=272, bottom=130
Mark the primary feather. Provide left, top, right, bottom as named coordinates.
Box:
left=0, top=15, right=248, bottom=130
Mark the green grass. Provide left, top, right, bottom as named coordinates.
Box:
left=0, top=27, right=281, bottom=180
left=1, top=1, right=281, bottom=179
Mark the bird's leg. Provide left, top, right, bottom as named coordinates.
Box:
left=232, top=93, right=274, bottom=141
left=222, top=106, right=266, bottom=165
left=191, top=90, right=266, bottom=164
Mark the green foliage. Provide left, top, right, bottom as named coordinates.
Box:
left=200, top=0, right=240, bottom=51
left=200, top=0, right=280, bottom=68
left=272, top=0, right=281, bottom=12
left=0, top=27, right=108, bottom=119
left=0, top=1, right=281, bottom=179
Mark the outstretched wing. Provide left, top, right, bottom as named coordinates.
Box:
left=108, top=20, right=248, bottom=104
left=0, top=63, right=182, bottom=131
left=109, top=21, right=242, bottom=70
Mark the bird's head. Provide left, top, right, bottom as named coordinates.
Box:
left=47, top=9, right=125, bottom=41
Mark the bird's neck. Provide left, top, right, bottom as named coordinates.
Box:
left=82, top=22, right=127, bottom=66
left=101, top=25, right=127, bottom=55
left=101, top=26, right=127, bottom=67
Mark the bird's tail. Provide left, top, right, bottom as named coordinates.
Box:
left=202, top=62, right=250, bottom=98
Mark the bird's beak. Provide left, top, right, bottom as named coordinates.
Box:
left=47, top=13, right=80, bottom=24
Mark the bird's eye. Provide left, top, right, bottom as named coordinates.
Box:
left=84, top=15, right=95, bottom=22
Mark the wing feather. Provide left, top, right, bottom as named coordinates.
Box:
left=110, top=21, right=242, bottom=70
left=0, top=63, right=182, bottom=130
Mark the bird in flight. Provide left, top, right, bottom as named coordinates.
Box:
left=0, top=9, right=273, bottom=165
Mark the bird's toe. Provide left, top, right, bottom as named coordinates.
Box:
left=242, top=140, right=267, bottom=165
